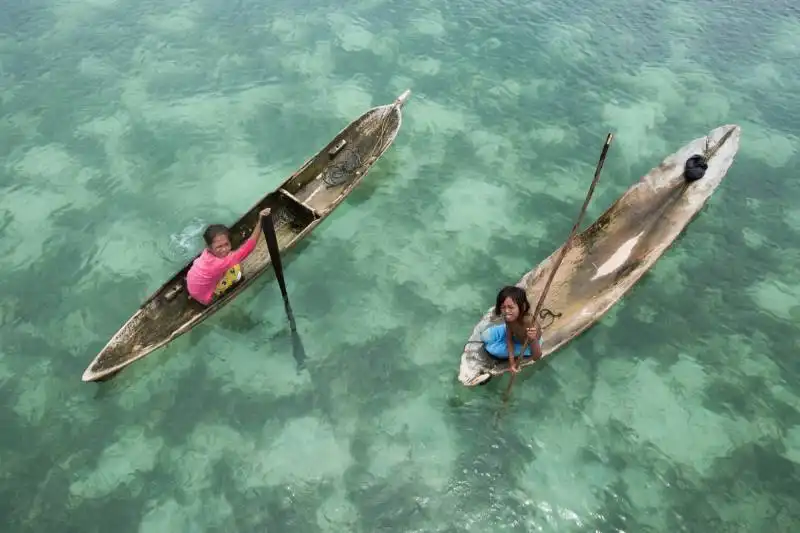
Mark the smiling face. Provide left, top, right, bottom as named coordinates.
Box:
left=499, top=296, right=521, bottom=323
left=494, top=285, right=530, bottom=325
left=203, top=224, right=232, bottom=258
left=209, top=233, right=231, bottom=257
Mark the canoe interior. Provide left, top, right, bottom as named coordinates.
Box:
left=84, top=100, right=404, bottom=381
left=458, top=124, right=742, bottom=386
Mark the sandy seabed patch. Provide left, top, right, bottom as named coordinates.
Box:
left=748, top=278, right=800, bottom=321
left=234, top=416, right=352, bottom=490
left=69, top=427, right=164, bottom=501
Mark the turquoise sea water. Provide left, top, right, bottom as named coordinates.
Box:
left=2, top=0, right=799, bottom=531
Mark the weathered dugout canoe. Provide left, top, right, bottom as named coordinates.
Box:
left=82, top=89, right=412, bottom=382
left=458, top=124, right=741, bottom=387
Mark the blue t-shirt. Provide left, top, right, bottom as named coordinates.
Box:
left=480, top=323, right=540, bottom=359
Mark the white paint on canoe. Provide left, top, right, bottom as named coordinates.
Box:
left=591, top=231, right=644, bottom=280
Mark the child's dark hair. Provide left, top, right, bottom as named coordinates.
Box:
left=203, top=224, right=230, bottom=246
left=493, top=285, right=530, bottom=317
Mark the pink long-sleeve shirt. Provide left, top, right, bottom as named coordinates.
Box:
left=186, top=237, right=257, bottom=304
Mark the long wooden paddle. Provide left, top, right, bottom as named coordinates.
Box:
left=260, top=210, right=296, bottom=330
left=501, top=332, right=531, bottom=404
left=503, top=132, right=614, bottom=402
left=260, top=210, right=308, bottom=371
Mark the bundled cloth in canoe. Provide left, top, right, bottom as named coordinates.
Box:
left=459, top=124, right=742, bottom=387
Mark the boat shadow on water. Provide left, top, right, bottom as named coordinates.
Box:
left=90, top=316, right=310, bottom=401
left=446, top=357, right=559, bottom=429
left=343, top=155, right=400, bottom=208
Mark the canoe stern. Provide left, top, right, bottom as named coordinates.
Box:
left=457, top=312, right=504, bottom=386
left=82, top=295, right=203, bottom=382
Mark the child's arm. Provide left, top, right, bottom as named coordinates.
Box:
left=228, top=237, right=256, bottom=266
left=526, top=322, right=543, bottom=360
left=533, top=329, right=542, bottom=359
left=227, top=209, right=271, bottom=266
left=248, top=209, right=267, bottom=243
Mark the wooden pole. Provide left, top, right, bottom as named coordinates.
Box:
left=260, top=210, right=296, bottom=332
left=261, top=210, right=308, bottom=371
left=502, top=340, right=529, bottom=403
left=532, top=133, right=614, bottom=319
left=503, top=132, right=614, bottom=402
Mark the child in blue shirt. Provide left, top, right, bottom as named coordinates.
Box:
left=480, top=286, right=542, bottom=372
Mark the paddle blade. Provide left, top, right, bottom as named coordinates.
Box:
left=291, top=328, right=307, bottom=372
left=260, top=213, right=287, bottom=296
left=260, top=211, right=296, bottom=330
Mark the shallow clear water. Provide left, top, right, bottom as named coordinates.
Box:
left=2, top=0, right=799, bottom=531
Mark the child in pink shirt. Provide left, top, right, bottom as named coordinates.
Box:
left=186, top=208, right=271, bottom=305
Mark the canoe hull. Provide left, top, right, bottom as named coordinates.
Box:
left=458, top=124, right=742, bottom=387
left=82, top=90, right=412, bottom=382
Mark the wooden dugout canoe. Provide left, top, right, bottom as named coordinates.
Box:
left=82, top=89, right=412, bottom=383
left=458, top=124, right=742, bottom=387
